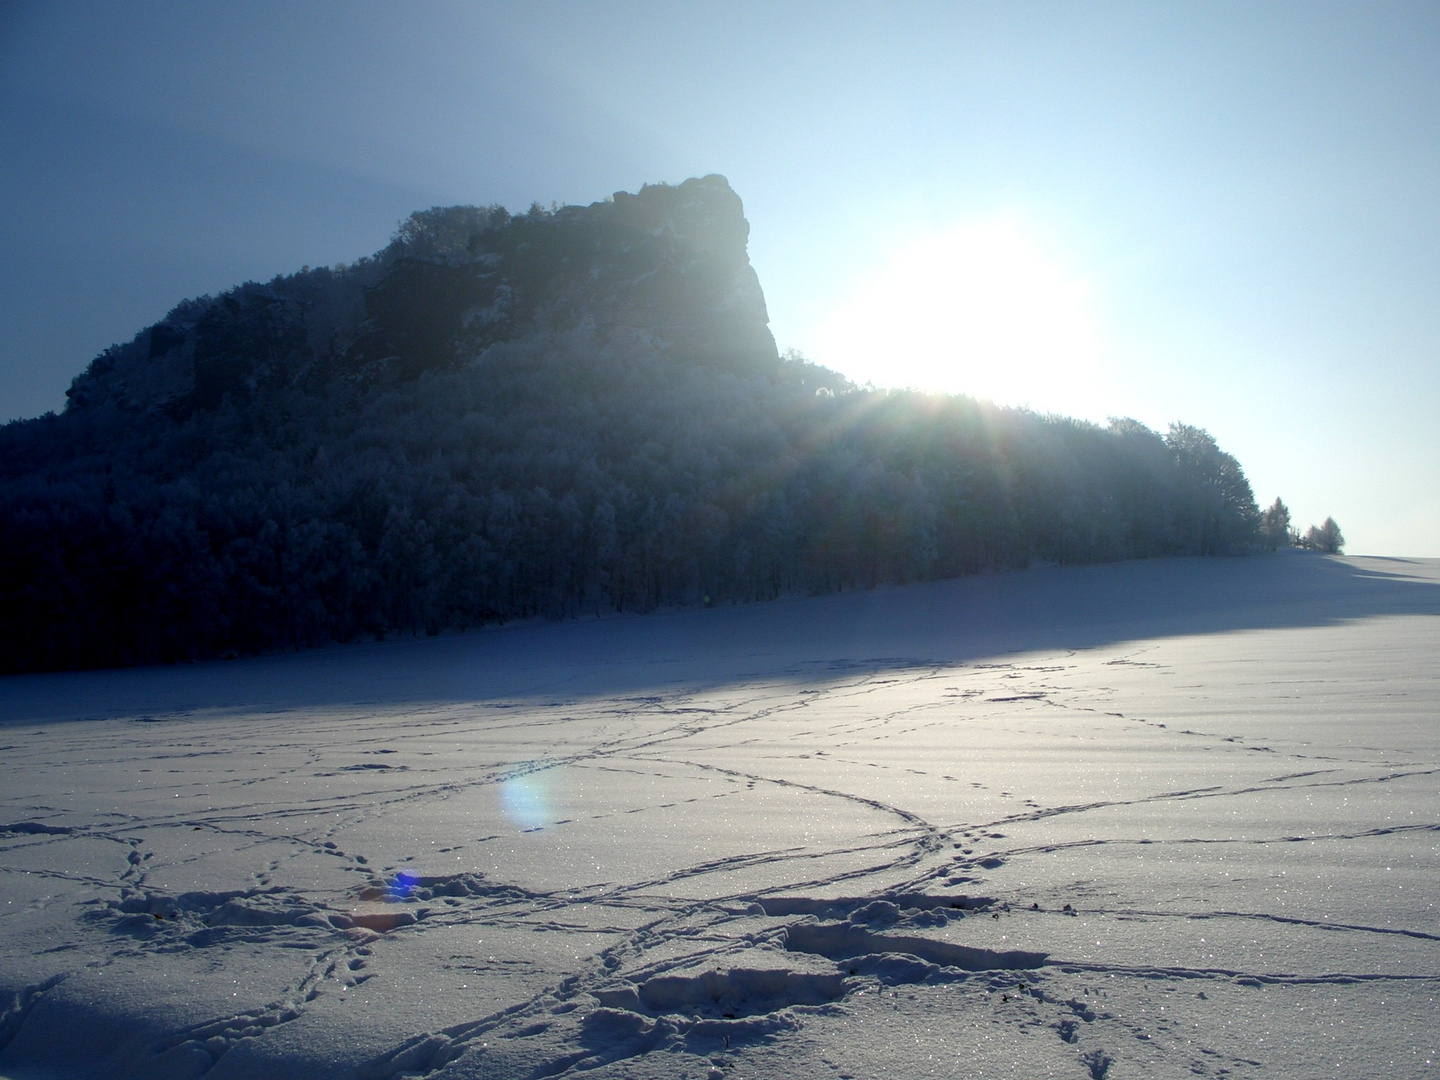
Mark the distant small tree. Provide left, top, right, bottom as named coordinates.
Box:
left=1258, top=497, right=1291, bottom=551
left=1302, top=517, right=1345, bottom=554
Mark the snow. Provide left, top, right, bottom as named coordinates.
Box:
left=1, top=551, right=1437, bottom=1079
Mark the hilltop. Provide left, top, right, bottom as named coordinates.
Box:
left=0, top=177, right=1261, bottom=671
left=62, top=175, right=780, bottom=416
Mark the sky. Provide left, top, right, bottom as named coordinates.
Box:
left=1, top=1, right=1437, bottom=557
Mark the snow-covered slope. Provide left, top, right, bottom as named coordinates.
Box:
left=1, top=552, right=1437, bottom=1078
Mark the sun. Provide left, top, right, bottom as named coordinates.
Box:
left=811, top=217, right=1108, bottom=416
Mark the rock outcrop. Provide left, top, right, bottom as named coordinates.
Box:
left=64, top=174, right=777, bottom=415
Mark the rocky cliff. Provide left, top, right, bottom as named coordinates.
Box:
left=64, top=174, right=778, bottom=415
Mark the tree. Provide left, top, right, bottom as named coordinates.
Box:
left=1258, top=497, right=1291, bottom=551
left=1163, top=424, right=1261, bottom=554
left=388, top=205, right=507, bottom=262
left=1303, top=517, right=1345, bottom=554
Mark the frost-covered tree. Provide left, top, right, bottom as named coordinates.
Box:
left=1303, top=517, right=1345, bottom=554
left=388, top=204, right=509, bottom=262
left=1163, top=424, right=1261, bottom=554
left=1259, top=497, right=1291, bottom=551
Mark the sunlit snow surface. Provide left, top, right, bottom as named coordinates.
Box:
left=1, top=553, right=1436, bottom=1079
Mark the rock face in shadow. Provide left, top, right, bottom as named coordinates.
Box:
left=64, top=175, right=777, bottom=415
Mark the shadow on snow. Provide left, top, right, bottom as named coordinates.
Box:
left=3, top=551, right=1436, bottom=724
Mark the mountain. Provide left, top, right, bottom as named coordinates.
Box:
left=0, top=176, right=1262, bottom=672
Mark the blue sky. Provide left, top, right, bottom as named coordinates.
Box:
left=2, top=1, right=1437, bottom=555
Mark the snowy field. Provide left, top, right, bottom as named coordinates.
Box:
left=1, top=552, right=1437, bottom=1080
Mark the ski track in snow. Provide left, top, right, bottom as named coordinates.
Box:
left=1, top=555, right=1438, bottom=1078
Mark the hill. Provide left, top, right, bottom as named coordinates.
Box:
left=0, top=176, right=1261, bottom=672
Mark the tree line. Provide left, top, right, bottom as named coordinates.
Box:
left=1, top=329, right=1273, bottom=672
left=0, top=185, right=1280, bottom=673
left=1257, top=497, right=1345, bottom=554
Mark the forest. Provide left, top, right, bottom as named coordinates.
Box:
left=0, top=179, right=1268, bottom=673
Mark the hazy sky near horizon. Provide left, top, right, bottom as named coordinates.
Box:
left=2, top=1, right=1437, bottom=556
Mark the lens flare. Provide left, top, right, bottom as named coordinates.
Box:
left=388, top=869, right=420, bottom=900
left=499, top=768, right=552, bottom=830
